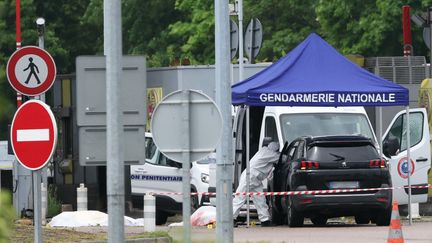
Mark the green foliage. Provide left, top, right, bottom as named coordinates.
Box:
left=0, top=192, right=16, bottom=242
left=3, top=0, right=432, bottom=132
left=47, top=185, right=61, bottom=218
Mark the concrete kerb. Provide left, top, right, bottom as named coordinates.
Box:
left=82, top=238, right=170, bottom=243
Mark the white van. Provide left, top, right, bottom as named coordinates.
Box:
left=130, top=133, right=211, bottom=225
left=210, top=106, right=430, bottom=205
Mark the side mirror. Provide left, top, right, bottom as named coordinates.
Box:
left=383, top=137, right=399, bottom=157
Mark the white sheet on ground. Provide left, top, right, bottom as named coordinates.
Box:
left=48, top=211, right=141, bottom=227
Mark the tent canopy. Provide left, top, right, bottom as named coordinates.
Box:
left=232, top=33, right=409, bottom=107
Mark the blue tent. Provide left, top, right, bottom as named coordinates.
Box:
left=232, top=33, right=409, bottom=106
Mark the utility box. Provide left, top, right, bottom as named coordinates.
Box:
left=76, top=56, right=147, bottom=126
left=76, top=56, right=146, bottom=166
left=78, top=126, right=145, bottom=166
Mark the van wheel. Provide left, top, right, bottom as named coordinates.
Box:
left=286, top=196, right=303, bottom=227
left=191, top=194, right=199, bottom=213
left=156, top=210, right=168, bottom=225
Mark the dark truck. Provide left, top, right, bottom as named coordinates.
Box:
left=268, top=135, right=392, bottom=227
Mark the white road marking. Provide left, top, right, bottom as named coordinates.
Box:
left=17, top=129, right=49, bottom=142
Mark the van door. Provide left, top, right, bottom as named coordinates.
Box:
left=382, top=108, right=430, bottom=204
left=130, top=136, right=183, bottom=202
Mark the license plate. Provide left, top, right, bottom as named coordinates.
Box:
left=329, top=181, right=359, bottom=189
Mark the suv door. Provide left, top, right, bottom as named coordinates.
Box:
left=130, top=136, right=183, bottom=202
left=382, top=108, right=430, bottom=204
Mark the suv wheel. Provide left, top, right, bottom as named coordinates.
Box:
left=355, top=215, right=370, bottom=224
left=287, top=196, right=303, bottom=227
left=156, top=210, right=168, bottom=225
left=375, top=206, right=392, bottom=226
left=311, top=216, right=327, bottom=226
left=269, top=195, right=285, bottom=225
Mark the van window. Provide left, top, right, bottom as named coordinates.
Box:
left=280, top=113, right=375, bottom=144
left=384, top=112, right=424, bottom=152
left=264, top=116, right=278, bottom=142
left=145, top=137, right=157, bottom=161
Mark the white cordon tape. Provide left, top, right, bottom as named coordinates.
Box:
left=148, top=184, right=432, bottom=196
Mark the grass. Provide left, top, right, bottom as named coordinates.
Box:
left=10, top=223, right=172, bottom=243
left=429, top=169, right=432, bottom=197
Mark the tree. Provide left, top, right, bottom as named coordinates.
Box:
left=243, top=0, right=320, bottom=62
left=315, top=0, right=431, bottom=57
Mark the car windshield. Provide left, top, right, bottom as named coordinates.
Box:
left=280, top=113, right=376, bottom=144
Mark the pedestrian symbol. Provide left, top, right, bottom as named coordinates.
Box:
left=6, top=46, right=56, bottom=96
left=23, top=57, right=41, bottom=84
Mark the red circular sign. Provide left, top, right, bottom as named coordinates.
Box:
left=6, top=46, right=56, bottom=96
left=397, top=157, right=415, bottom=179
left=11, top=100, right=57, bottom=170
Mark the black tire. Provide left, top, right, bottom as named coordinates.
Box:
left=286, top=196, right=304, bottom=227
left=375, top=207, right=392, bottom=226
left=191, top=193, right=199, bottom=213
left=355, top=215, right=370, bottom=225
left=311, top=216, right=327, bottom=226
left=270, top=196, right=284, bottom=225
left=156, top=210, right=168, bottom=225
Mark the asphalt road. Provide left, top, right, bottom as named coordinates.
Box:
left=163, top=218, right=432, bottom=243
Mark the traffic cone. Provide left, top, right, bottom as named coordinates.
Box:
left=387, top=201, right=404, bottom=243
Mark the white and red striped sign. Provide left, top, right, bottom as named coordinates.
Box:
left=11, top=100, right=57, bottom=170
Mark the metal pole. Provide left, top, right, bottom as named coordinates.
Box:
left=181, top=90, right=191, bottom=243
left=429, top=7, right=432, bottom=78
left=237, top=0, right=244, bottom=81
left=406, top=106, right=412, bottom=225
left=246, top=106, right=250, bottom=227
left=104, top=0, right=124, bottom=242
left=215, top=0, right=234, bottom=242
left=37, top=17, right=48, bottom=226
left=33, top=171, right=42, bottom=243
left=249, top=19, right=255, bottom=64
left=378, top=107, right=383, bottom=158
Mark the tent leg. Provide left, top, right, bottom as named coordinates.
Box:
left=406, top=106, right=412, bottom=225
left=246, top=106, right=250, bottom=227
left=378, top=107, right=383, bottom=158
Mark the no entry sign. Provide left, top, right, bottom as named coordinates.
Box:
left=11, top=100, right=57, bottom=170
left=6, top=46, right=56, bottom=96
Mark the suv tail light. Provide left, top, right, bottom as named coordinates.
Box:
left=300, top=160, right=319, bottom=170
left=369, top=159, right=386, bottom=168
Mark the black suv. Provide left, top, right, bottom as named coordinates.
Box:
left=268, top=135, right=392, bottom=227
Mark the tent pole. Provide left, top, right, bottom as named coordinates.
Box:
left=246, top=105, right=250, bottom=227
left=378, top=107, right=383, bottom=158
left=406, top=106, right=412, bottom=225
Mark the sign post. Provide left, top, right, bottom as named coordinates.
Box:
left=151, top=90, right=222, bottom=243
left=7, top=43, right=57, bottom=243
left=10, top=100, right=57, bottom=243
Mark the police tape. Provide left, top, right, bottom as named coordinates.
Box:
left=148, top=184, right=432, bottom=196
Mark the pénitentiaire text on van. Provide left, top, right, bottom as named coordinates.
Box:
left=259, top=93, right=396, bottom=103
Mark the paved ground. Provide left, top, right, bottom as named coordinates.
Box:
left=72, top=217, right=432, bottom=243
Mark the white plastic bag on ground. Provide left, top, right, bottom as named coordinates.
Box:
left=48, top=210, right=138, bottom=227
left=191, top=206, right=216, bottom=226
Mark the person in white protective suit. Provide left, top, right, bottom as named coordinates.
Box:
left=233, top=142, right=280, bottom=227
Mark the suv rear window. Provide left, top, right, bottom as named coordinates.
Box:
left=307, top=144, right=379, bottom=161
